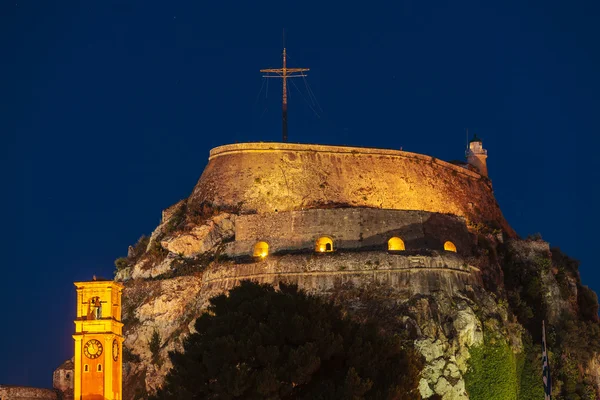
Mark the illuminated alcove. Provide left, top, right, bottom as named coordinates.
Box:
left=253, top=241, right=269, bottom=258
left=388, top=237, right=406, bottom=251
left=444, top=241, right=457, bottom=252
left=315, top=236, right=334, bottom=252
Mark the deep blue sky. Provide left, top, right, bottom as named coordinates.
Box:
left=2, top=0, right=599, bottom=388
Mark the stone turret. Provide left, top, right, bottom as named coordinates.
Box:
left=466, top=134, right=488, bottom=177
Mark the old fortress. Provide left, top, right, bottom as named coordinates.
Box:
left=156, top=136, right=512, bottom=299
left=2, top=135, right=511, bottom=400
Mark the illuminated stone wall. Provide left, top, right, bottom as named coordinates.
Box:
left=189, top=142, right=514, bottom=235
left=228, top=208, right=472, bottom=257
left=201, top=251, right=481, bottom=299
left=0, top=385, right=57, bottom=400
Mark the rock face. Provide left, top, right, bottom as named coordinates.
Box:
left=116, top=206, right=518, bottom=399
left=108, top=142, right=598, bottom=399
left=162, top=213, right=235, bottom=257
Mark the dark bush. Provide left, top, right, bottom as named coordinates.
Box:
left=578, top=285, right=599, bottom=322
left=114, top=257, right=129, bottom=271
left=149, top=330, right=162, bottom=367
left=130, top=235, right=150, bottom=261
left=152, top=281, right=423, bottom=400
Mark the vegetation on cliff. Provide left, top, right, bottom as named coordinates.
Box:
left=464, top=328, right=542, bottom=400
left=152, top=281, right=423, bottom=400
left=498, top=241, right=600, bottom=400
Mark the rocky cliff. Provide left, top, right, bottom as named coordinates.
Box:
left=113, top=206, right=599, bottom=400
left=104, top=142, right=598, bottom=400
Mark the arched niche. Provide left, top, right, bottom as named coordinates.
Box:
left=388, top=237, right=405, bottom=251
left=315, top=236, right=334, bottom=252
left=253, top=241, right=269, bottom=258
left=444, top=241, right=457, bottom=252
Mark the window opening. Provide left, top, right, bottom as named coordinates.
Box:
left=253, top=241, right=269, bottom=258
left=444, top=241, right=457, bottom=252
left=388, top=237, right=405, bottom=251
left=315, top=237, right=334, bottom=252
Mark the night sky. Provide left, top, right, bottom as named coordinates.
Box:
left=2, top=0, right=599, bottom=388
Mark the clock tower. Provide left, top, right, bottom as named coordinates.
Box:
left=73, top=278, right=124, bottom=400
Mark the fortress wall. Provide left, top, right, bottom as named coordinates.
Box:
left=0, top=386, right=57, bottom=400
left=201, top=251, right=481, bottom=299
left=189, top=143, right=514, bottom=235
left=230, top=208, right=472, bottom=256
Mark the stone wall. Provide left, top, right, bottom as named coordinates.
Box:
left=0, top=386, right=57, bottom=400
left=230, top=208, right=473, bottom=257
left=189, top=142, right=514, bottom=235
left=52, top=358, right=73, bottom=400
left=202, top=251, right=481, bottom=301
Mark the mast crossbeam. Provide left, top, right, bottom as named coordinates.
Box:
left=259, top=48, right=309, bottom=142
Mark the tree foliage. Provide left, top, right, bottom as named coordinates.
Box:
left=152, top=281, right=423, bottom=400
left=465, top=329, right=543, bottom=400
left=465, top=331, right=519, bottom=400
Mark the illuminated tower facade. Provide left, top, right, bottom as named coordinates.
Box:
left=73, top=279, right=124, bottom=400
left=466, top=134, right=488, bottom=177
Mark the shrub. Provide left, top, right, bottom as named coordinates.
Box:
left=123, top=346, right=141, bottom=363
left=465, top=331, right=518, bottom=400
left=526, top=232, right=543, bottom=241
left=578, top=285, right=599, bottom=322
left=515, top=334, right=544, bottom=400
left=114, top=257, right=130, bottom=271
left=147, top=240, right=169, bottom=264
left=164, top=203, right=187, bottom=234
left=149, top=330, right=162, bottom=367
left=152, top=281, right=423, bottom=400
left=130, top=235, right=150, bottom=261
left=551, top=247, right=580, bottom=275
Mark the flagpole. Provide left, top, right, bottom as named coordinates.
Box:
left=542, top=320, right=552, bottom=400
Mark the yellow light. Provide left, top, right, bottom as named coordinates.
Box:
left=253, top=241, right=269, bottom=258
left=444, top=241, right=457, bottom=252
left=388, top=237, right=405, bottom=251
left=315, top=237, right=333, bottom=252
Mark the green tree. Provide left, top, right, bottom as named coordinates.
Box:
left=152, top=281, right=423, bottom=400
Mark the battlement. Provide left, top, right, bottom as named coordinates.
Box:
left=190, top=142, right=514, bottom=235
left=209, top=142, right=481, bottom=178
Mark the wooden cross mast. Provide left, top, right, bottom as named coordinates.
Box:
left=260, top=48, right=309, bottom=142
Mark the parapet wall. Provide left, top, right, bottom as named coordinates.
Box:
left=0, top=386, right=57, bottom=400
left=201, top=251, right=481, bottom=300
left=229, top=208, right=472, bottom=257
left=189, top=142, right=514, bottom=235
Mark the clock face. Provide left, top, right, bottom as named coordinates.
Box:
left=112, top=340, right=119, bottom=361
left=83, top=339, right=103, bottom=359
